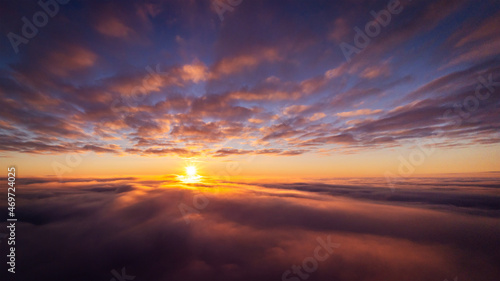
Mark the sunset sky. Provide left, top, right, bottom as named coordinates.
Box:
left=1, top=0, right=499, bottom=179
left=1, top=1, right=500, bottom=281
left=0, top=0, right=500, bottom=176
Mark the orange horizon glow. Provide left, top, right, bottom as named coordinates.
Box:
left=4, top=143, right=500, bottom=180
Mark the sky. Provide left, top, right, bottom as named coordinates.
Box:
left=1, top=2, right=500, bottom=280
left=0, top=0, right=500, bottom=179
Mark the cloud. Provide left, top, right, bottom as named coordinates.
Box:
left=359, top=61, right=391, bottom=79
left=328, top=18, right=350, bottom=42
left=213, top=148, right=307, bottom=157
left=3, top=177, right=500, bottom=281
left=211, top=47, right=281, bottom=77
left=95, top=17, right=133, bottom=38
left=181, top=60, right=209, bottom=83
left=310, top=112, right=326, bottom=121
left=126, top=147, right=200, bottom=157
left=336, top=109, right=383, bottom=118
left=0, top=0, right=499, bottom=159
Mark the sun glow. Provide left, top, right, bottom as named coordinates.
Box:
left=178, top=164, right=202, bottom=183
left=186, top=166, right=197, bottom=177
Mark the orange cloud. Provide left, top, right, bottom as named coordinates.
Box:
left=212, top=48, right=281, bottom=77
left=181, top=61, right=208, bottom=83
left=43, top=45, right=97, bottom=77
left=336, top=109, right=383, bottom=117
left=95, top=17, right=133, bottom=38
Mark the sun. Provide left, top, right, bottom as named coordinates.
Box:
left=186, top=165, right=197, bottom=177
left=178, top=164, right=202, bottom=183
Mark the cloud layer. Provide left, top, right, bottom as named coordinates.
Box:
left=0, top=176, right=499, bottom=280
